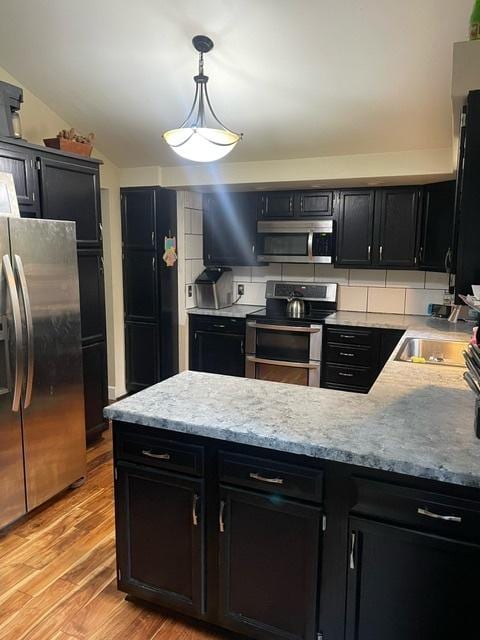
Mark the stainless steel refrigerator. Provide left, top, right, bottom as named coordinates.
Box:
left=0, top=217, right=86, bottom=530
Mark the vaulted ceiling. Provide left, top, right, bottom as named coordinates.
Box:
left=0, top=0, right=473, bottom=167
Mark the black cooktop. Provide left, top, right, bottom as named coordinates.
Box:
left=247, top=307, right=336, bottom=326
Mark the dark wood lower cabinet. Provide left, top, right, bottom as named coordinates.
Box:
left=115, top=462, right=205, bottom=616
left=125, top=322, right=160, bottom=393
left=346, top=517, right=480, bottom=640
left=218, top=486, right=321, bottom=640
left=82, top=341, right=108, bottom=441
left=113, top=423, right=480, bottom=640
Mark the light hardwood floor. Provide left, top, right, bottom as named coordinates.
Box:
left=0, top=430, right=226, bottom=640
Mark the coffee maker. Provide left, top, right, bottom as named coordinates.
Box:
left=0, top=81, right=23, bottom=139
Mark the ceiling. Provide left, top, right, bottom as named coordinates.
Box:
left=0, top=0, right=473, bottom=168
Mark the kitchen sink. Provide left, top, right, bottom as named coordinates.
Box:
left=394, top=338, right=468, bottom=367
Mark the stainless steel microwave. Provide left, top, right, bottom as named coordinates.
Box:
left=257, top=219, right=334, bottom=263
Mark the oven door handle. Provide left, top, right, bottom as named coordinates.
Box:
left=246, top=322, right=322, bottom=334
left=307, top=230, right=314, bottom=261
left=246, top=356, right=320, bottom=369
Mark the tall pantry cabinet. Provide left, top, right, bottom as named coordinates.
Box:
left=0, top=137, right=108, bottom=442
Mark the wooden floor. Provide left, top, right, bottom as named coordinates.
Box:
left=0, top=430, right=226, bottom=640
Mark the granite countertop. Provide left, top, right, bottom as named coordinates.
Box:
left=105, top=317, right=480, bottom=489
left=188, top=305, right=263, bottom=318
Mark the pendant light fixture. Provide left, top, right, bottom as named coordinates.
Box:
left=163, top=35, right=242, bottom=163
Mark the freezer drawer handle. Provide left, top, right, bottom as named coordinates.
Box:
left=417, top=507, right=462, bottom=523
left=14, top=255, right=34, bottom=409
left=141, top=450, right=171, bottom=461
left=2, top=254, right=23, bottom=412
left=249, top=472, right=284, bottom=485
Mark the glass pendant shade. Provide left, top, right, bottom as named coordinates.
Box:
left=163, top=35, right=242, bottom=163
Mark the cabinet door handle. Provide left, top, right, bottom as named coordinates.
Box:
left=367, top=245, right=371, bottom=261
left=252, top=244, right=255, bottom=254
left=192, top=494, right=199, bottom=526
left=151, top=230, right=155, bottom=245
left=99, top=223, right=103, bottom=241
left=379, top=245, right=383, bottom=261
left=152, top=256, right=156, bottom=272
left=349, top=531, right=356, bottom=570
left=141, top=450, right=171, bottom=460
left=219, top=500, right=226, bottom=533
left=240, top=339, right=244, bottom=355
left=417, top=507, right=462, bottom=523
left=249, top=472, right=284, bottom=485
left=340, top=352, right=355, bottom=357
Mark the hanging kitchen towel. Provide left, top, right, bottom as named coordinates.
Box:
left=163, top=235, right=177, bottom=267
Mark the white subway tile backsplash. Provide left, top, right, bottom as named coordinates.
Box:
left=185, top=234, right=203, bottom=259
left=190, top=211, right=203, bottom=235
left=252, top=264, right=282, bottom=282
left=190, top=259, right=204, bottom=282
left=183, top=209, right=192, bottom=234
left=238, top=282, right=266, bottom=306
left=314, top=264, right=349, bottom=285
left=386, top=270, right=425, bottom=289
left=425, top=272, right=450, bottom=290
left=184, top=191, right=203, bottom=210
left=232, top=267, right=252, bottom=282
left=282, top=263, right=315, bottom=282
left=349, top=269, right=386, bottom=287
left=367, top=287, right=406, bottom=314
left=405, top=288, right=446, bottom=316
left=337, top=286, right=368, bottom=312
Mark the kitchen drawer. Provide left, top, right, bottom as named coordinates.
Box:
left=189, top=314, right=245, bottom=335
left=117, top=432, right=204, bottom=476
left=326, top=342, right=374, bottom=367
left=325, top=326, right=375, bottom=347
left=324, top=363, right=374, bottom=389
left=219, top=451, right=323, bottom=503
left=351, top=477, right=480, bottom=542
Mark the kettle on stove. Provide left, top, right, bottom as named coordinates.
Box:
left=286, top=293, right=306, bottom=319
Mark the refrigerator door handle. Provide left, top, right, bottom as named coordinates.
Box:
left=2, top=254, right=23, bottom=412
left=14, top=255, right=34, bottom=409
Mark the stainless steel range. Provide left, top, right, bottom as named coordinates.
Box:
left=245, top=281, right=337, bottom=387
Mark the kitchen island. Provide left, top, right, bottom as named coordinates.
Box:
left=105, top=319, right=480, bottom=640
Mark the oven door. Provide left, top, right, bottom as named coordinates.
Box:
left=245, top=322, right=323, bottom=387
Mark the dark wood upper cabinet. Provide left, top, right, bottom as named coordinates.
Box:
left=121, top=189, right=157, bottom=250
left=0, top=144, right=39, bottom=214
left=203, top=192, right=258, bottom=266
left=115, top=462, right=205, bottom=616
left=419, top=181, right=456, bottom=273
left=297, top=190, right=334, bottom=217
left=335, top=190, right=375, bottom=266
left=346, top=517, right=480, bottom=640
left=39, top=156, right=101, bottom=246
left=218, top=485, right=321, bottom=640
left=376, top=187, right=420, bottom=268
left=123, top=250, right=158, bottom=322
left=259, top=191, right=295, bottom=218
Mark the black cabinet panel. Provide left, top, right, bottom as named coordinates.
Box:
left=125, top=322, right=160, bottom=392
left=346, top=517, right=480, bottom=640
left=39, top=157, right=101, bottom=245
left=420, top=181, right=455, bottom=272
left=376, top=188, right=420, bottom=268
left=123, top=251, right=158, bottom=322
left=121, top=189, right=156, bottom=250
left=219, top=486, right=321, bottom=640
left=203, top=192, right=258, bottom=266
left=298, top=190, right=334, bottom=217
left=189, top=315, right=245, bottom=377
left=259, top=191, right=295, bottom=218
left=0, top=145, right=38, bottom=213
left=82, top=341, right=108, bottom=440
left=77, top=249, right=106, bottom=344
left=115, top=462, right=205, bottom=616
left=336, top=190, right=375, bottom=266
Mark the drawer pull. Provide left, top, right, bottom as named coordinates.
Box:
left=192, top=494, right=199, bottom=526
left=339, top=334, right=356, bottom=340
left=417, top=507, right=462, bottom=523
left=338, top=372, right=354, bottom=378
left=340, top=352, right=355, bottom=357
left=213, top=324, right=226, bottom=329
left=141, top=450, right=171, bottom=461
left=219, top=500, right=226, bottom=533
left=249, top=472, right=284, bottom=485
left=349, top=531, right=356, bottom=570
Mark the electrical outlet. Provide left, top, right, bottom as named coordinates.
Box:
left=187, top=285, right=193, bottom=297
left=237, top=284, right=245, bottom=296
